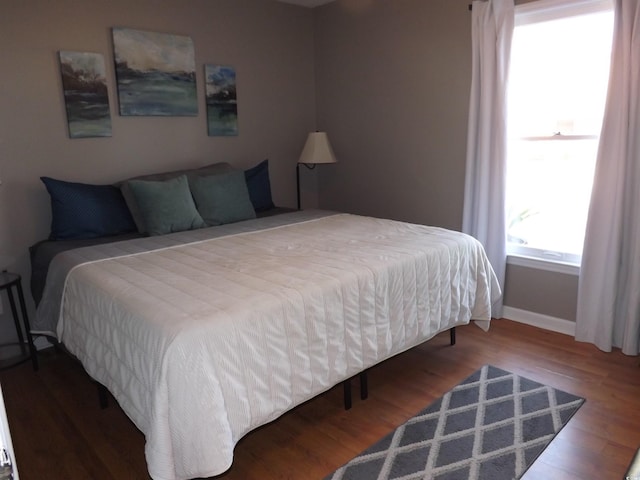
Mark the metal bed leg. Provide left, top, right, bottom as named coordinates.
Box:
left=344, top=328, right=455, bottom=411
left=343, top=378, right=352, bottom=410
left=360, top=371, right=368, bottom=400
left=97, top=383, right=109, bottom=409
left=344, top=371, right=369, bottom=410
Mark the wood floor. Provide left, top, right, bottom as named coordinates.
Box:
left=0, top=318, right=638, bottom=480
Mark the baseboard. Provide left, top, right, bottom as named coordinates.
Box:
left=502, top=306, right=576, bottom=337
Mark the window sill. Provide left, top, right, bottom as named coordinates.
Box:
left=506, top=254, right=579, bottom=276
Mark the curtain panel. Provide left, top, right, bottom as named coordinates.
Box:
left=462, top=0, right=514, bottom=318
left=576, top=0, right=640, bottom=355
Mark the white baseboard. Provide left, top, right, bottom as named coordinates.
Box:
left=502, top=306, right=576, bottom=337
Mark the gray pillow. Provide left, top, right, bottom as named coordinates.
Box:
left=190, top=171, right=256, bottom=226
left=119, top=162, right=235, bottom=233
left=126, top=175, right=205, bottom=236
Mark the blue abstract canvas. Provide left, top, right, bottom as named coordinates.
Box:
left=205, top=64, right=238, bottom=136
left=59, top=51, right=112, bottom=138
left=112, top=28, right=197, bottom=116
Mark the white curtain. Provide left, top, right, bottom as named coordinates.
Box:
left=576, top=0, right=640, bottom=355
left=463, top=0, right=514, bottom=318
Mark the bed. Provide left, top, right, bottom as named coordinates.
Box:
left=30, top=163, right=501, bottom=480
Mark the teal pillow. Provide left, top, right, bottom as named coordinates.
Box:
left=127, top=175, right=205, bottom=236
left=190, top=171, right=257, bottom=226
left=118, top=162, right=236, bottom=233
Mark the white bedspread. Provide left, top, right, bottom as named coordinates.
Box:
left=54, top=213, right=500, bottom=480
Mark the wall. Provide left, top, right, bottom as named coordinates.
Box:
left=314, top=0, right=579, bottom=324
left=0, top=0, right=580, bottom=346
left=503, top=264, right=578, bottom=321
left=315, top=0, right=470, bottom=230
left=0, top=0, right=316, bottom=341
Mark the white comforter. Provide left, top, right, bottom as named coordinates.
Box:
left=54, top=213, right=500, bottom=480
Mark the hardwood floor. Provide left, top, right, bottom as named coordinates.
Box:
left=1, top=318, right=638, bottom=479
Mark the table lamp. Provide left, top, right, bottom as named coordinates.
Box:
left=296, top=131, right=337, bottom=210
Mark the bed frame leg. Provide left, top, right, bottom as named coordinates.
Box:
left=359, top=371, right=368, bottom=400
left=344, top=371, right=369, bottom=410
left=343, top=329, right=455, bottom=411
left=343, top=378, right=352, bottom=410
left=97, top=382, right=109, bottom=409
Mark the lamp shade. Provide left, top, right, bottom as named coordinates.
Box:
left=298, top=132, right=337, bottom=165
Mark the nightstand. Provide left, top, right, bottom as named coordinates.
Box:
left=0, top=272, right=38, bottom=371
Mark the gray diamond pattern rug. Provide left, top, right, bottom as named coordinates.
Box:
left=324, top=365, right=585, bottom=480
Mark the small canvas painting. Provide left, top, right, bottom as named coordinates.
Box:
left=112, top=27, right=197, bottom=116
left=205, top=64, right=238, bottom=136
left=59, top=51, right=112, bottom=138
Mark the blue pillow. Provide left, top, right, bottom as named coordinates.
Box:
left=244, top=159, right=275, bottom=212
left=190, top=171, right=257, bottom=226
left=127, top=175, right=206, bottom=236
left=41, top=177, right=136, bottom=240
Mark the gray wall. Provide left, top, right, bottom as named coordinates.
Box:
left=0, top=0, right=578, bottom=346
left=315, top=0, right=470, bottom=230
left=314, top=0, right=579, bottom=322
left=504, top=264, right=578, bottom=321
left=0, top=0, right=316, bottom=340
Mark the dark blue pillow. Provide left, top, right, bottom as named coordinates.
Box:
left=41, top=177, right=136, bottom=240
left=244, top=159, right=275, bottom=212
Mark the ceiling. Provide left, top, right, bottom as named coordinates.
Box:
left=276, top=0, right=335, bottom=7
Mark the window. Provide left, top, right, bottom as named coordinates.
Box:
left=505, top=0, right=614, bottom=268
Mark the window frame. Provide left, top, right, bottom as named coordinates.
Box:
left=505, top=0, right=614, bottom=272
left=515, top=0, right=613, bottom=27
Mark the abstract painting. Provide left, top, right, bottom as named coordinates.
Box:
left=112, top=27, right=197, bottom=116
left=205, top=64, right=238, bottom=136
left=59, top=51, right=112, bottom=138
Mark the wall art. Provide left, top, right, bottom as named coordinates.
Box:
left=59, top=51, right=112, bottom=138
left=205, top=64, right=238, bottom=136
left=112, top=27, right=197, bottom=116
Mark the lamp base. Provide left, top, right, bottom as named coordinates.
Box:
left=296, top=163, right=317, bottom=210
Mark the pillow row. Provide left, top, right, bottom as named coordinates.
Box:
left=119, top=161, right=235, bottom=233
left=128, top=171, right=257, bottom=236
left=42, top=159, right=275, bottom=240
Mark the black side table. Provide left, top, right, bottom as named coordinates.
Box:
left=0, top=272, right=38, bottom=371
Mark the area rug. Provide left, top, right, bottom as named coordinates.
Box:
left=325, top=364, right=584, bottom=480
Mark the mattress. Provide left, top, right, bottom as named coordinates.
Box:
left=36, top=210, right=500, bottom=480
left=29, top=207, right=294, bottom=308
